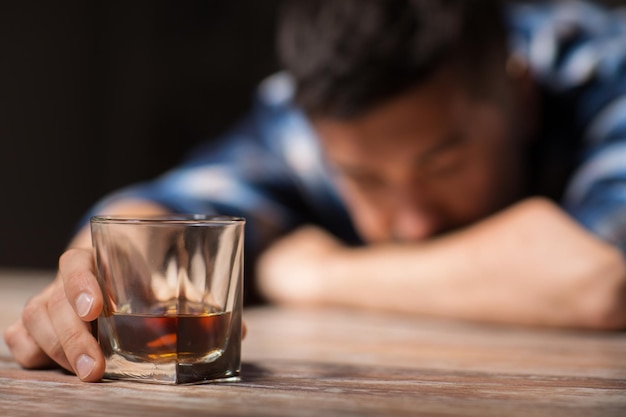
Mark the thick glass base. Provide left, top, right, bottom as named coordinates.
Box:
left=102, top=352, right=241, bottom=385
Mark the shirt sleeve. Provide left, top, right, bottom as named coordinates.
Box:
left=563, top=104, right=626, bottom=253
left=551, top=5, right=626, bottom=254
left=511, top=1, right=626, bottom=254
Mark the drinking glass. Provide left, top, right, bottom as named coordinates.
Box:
left=90, top=214, right=245, bottom=384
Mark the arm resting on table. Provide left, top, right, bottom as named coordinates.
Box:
left=258, top=197, right=626, bottom=329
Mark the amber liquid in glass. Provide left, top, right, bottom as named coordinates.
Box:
left=98, top=301, right=241, bottom=383
left=108, top=310, right=231, bottom=364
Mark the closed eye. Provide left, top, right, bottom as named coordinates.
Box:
left=343, top=170, right=387, bottom=189
left=417, top=133, right=466, bottom=177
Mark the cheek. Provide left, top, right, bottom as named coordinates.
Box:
left=445, top=153, right=517, bottom=220
left=421, top=159, right=504, bottom=227
left=460, top=169, right=503, bottom=216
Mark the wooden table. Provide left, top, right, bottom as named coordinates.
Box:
left=1, top=269, right=625, bottom=416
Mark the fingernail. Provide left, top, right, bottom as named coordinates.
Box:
left=76, top=354, right=95, bottom=380
left=75, top=293, right=94, bottom=318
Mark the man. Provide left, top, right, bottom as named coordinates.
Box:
left=5, top=0, right=626, bottom=382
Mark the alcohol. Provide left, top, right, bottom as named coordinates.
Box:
left=104, top=311, right=231, bottom=363
left=98, top=302, right=241, bottom=384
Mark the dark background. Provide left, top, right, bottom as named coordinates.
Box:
left=0, top=0, right=282, bottom=269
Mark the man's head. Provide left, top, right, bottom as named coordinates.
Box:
left=279, top=0, right=536, bottom=243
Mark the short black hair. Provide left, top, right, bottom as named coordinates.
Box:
left=278, top=0, right=508, bottom=118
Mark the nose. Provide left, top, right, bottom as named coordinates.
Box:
left=387, top=182, right=440, bottom=242
left=391, top=207, right=438, bottom=242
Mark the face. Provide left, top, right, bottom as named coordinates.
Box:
left=313, top=72, right=530, bottom=243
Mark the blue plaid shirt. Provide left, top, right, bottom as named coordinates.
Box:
left=87, top=1, right=626, bottom=263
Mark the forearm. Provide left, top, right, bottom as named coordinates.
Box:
left=320, top=198, right=626, bottom=328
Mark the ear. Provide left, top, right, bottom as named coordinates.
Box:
left=506, top=54, right=539, bottom=143
left=506, top=54, right=536, bottom=101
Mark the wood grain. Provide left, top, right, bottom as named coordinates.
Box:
left=1, top=269, right=625, bottom=417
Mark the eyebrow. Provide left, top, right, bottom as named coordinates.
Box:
left=331, top=131, right=465, bottom=177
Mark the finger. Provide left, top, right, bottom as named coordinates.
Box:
left=3, top=319, right=56, bottom=370
left=47, top=281, right=105, bottom=382
left=20, top=283, right=73, bottom=371
left=59, top=248, right=103, bottom=322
